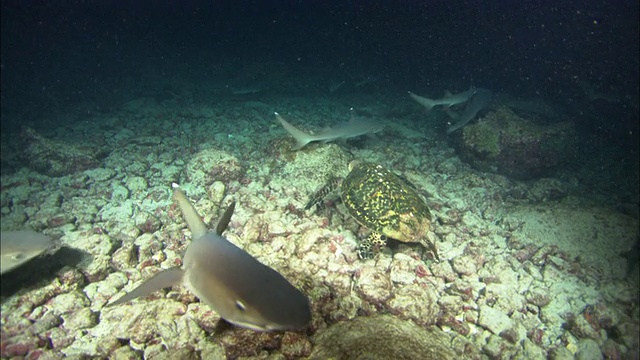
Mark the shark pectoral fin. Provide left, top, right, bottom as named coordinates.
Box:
left=215, top=201, right=236, bottom=235
left=108, top=267, right=184, bottom=307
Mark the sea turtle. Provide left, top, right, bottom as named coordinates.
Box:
left=305, top=161, right=439, bottom=261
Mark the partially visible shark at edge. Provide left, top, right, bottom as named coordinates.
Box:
left=1, top=230, right=53, bottom=274
left=275, top=112, right=384, bottom=150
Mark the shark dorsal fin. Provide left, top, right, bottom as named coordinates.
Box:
left=444, top=90, right=453, bottom=98
left=216, top=201, right=236, bottom=235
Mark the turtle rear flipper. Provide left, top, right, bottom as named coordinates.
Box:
left=305, top=177, right=342, bottom=210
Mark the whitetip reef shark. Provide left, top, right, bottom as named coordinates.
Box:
left=445, top=88, right=493, bottom=133
left=0, top=230, right=52, bottom=274
left=275, top=112, right=384, bottom=150
left=409, top=88, right=493, bottom=133
left=408, top=88, right=476, bottom=112
left=109, top=184, right=311, bottom=332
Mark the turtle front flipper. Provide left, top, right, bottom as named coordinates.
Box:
left=357, top=232, right=387, bottom=259
left=305, top=177, right=343, bottom=210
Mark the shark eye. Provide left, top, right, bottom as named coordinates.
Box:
left=235, top=301, right=246, bottom=311
left=11, top=253, right=26, bottom=261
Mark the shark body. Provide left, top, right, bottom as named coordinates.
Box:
left=0, top=230, right=52, bottom=274
left=446, top=88, right=493, bottom=134
left=408, top=89, right=476, bottom=111
left=109, top=184, right=311, bottom=331
left=275, top=112, right=384, bottom=150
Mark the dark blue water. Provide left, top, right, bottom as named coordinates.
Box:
left=2, top=0, right=638, bottom=171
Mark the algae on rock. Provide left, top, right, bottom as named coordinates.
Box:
left=309, top=315, right=465, bottom=360
left=454, top=107, right=576, bottom=180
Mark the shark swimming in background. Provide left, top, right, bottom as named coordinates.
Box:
left=109, top=184, right=312, bottom=331
left=275, top=112, right=384, bottom=150
left=445, top=88, right=493, bottom=134
left=408, top=88, right=476, bottom=111
left=0, top=230, right=52, bottom=274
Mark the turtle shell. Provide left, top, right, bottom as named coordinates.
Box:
left=341, top=162, right=432, bottom=245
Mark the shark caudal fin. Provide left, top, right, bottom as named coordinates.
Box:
left=408, top=91, right=439, bottom=112
left=275, top=112, right=314, bottom=150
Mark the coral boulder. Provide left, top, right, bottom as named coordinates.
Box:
left=453, top=107, right=576, bottom=180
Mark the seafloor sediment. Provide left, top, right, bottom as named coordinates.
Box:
left=1, top=93, right=638, bottom=360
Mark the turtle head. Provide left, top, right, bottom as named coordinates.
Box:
left=348, top=160, right=362, bottom=171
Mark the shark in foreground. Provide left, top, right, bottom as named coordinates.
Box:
left=275, top=112, right=384, bottom=150
left=408, top=89, right=476, bottom=111
left=109, top=184, right=312, bottom=331
left=0, top=230, right=52, bottom=274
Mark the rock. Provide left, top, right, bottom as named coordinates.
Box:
left=565, top=312, right=602, bottom=340
left=529, top=178, right=570, bottom=201
left=435, top=158, right=459, bottom=175
left=520, top=338, right=547, bottom=359
left=280, top=332, right=313, bottom=359
left=109, top=345, right=142, bottom=360
left=90, top=300, right=188, bottom=347
left=61, top=307, right=98, bottom=331
left=47, top=327, right=75, bottom=351
left=438, top=295, right=463, bottom=314
left=48, top=291, right=91, bottom=315
left=548, top=345, right=576, bottom=360
left=576, top=338, right=603, bottom=360
left=451, top=254, right=478, bottom=276
left=389, top=253, right=420, bottom=284
left=60, top=231, right=115, bottom=282
left=617, top=321, right=640, bottom=356
left=600, top=339, right=622, bottom=360
left=111, top=242, right=138, bottom=271
left=453, top=107, right=576, bottom=180
left=354, top=263, right=393, bottom=303
left=2, top=334, right=41, bottom=356
left=483, top=334, right=517, bottom=360
left=29, top=312, right=63, bottom=335
left=109, top=184, right=129, bottom=204
left=478, top=305, right=513, bottom=335
left=84, top=168, right=116, bottom=182
left=163, top=346, right=200, bottom=360
left=387, top=284, right=439, bottom=326
left=207, top=181, right=226, bottom=204
left=217, top=328, right=281, bottom=359
left=83, top=272, right=128, bottom=311
left=525, top=286, right=551, bottom=307
left=133, top=211, right=162, bottom=234
left=271, top=144, right=351, bottom=199
left=430, top=260, right=458, bottom=282
left=100, top=200, right=135, bottom=223
left=180, top=148, right=243, bottom=193
left=310, top=315, right=460, bottom=359
left=125, top=176, right=148, bottom=193
left=20, top=127, right=101, bottom=177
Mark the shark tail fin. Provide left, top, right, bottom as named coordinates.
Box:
left=408, top=91, right=437, bottom=112
left=275, top=112, right=313, bottom=150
